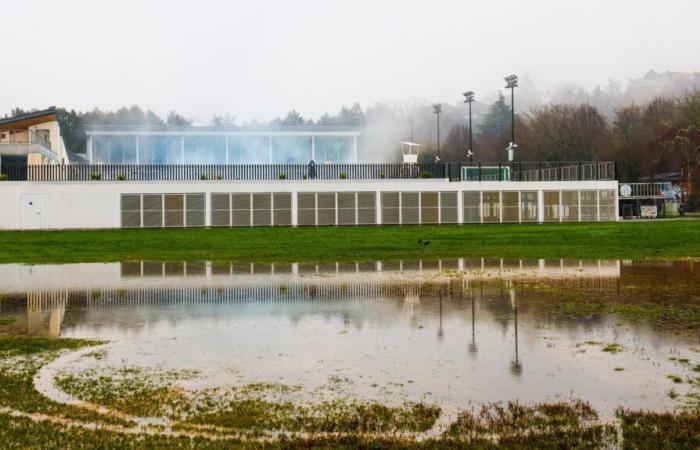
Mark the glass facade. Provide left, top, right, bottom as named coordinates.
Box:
left=90, top=133, right=356, bottom=165
left=271, top=136, right=312, bottom=163
left=93, top=136, right=137, bottom=164
left=139, top=136, right=181, bottom=164
left=314, top=137, right=353, bottom=163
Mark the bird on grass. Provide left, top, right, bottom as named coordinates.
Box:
left=417, top=238, right=431, bottom=247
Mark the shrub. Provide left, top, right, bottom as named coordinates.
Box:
left=339, top=172, right=348, bottom=179
left=214, top=175, right=222, bottom=180
left=379, top=172, right=385, bottom=179
left=0, top=174, right=8, bottom=181
left=117, top=173, right=127, bottom=181
left=278, top=173, right=287, bottom=180
left=200, top=174, right=209, bottom=180
left=90, top=172, right=102, bottom=180
left=419, top=170, right=433, bottom=179
left=303, top=175, right=308, bottom=180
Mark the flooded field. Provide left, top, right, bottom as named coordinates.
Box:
left=1, top=258, right=699, bottom=434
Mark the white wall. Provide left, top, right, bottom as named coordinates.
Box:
left=0, top=179, right=619, bottom=230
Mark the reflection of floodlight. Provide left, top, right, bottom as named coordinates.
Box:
left=463, top=91, right=475, bottom=161
left=433, top=104, right=442, bottom=162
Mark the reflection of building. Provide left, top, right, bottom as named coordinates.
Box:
left=26, top=291, right=66, bottom=337
left=85, top=125, right=361, bottom=164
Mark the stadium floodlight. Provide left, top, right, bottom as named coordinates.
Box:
left=433, top=104, right=442, bottom=162
left=462, top=91, right=475, bottom=161
left=504, top=75, right=518, bottom=151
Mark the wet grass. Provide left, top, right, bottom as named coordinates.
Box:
left=2, top=331, right=700, bottom=448
left=617, top=408, right=700, bottom=450
left=444, top=400, right=616, bottom=449
left=1, top=220, right=700, bottom=264
left=0, top=334, right=132, bottom=427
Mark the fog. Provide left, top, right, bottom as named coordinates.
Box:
left=1, top=0, right=699, bottom=126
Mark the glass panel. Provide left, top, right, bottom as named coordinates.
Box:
left=440, top=192, right=458, bottom=223
left=401, top=192, right=419, bottom=224
left=463, top=191, right=481, bottom=223
left=420, top=192, right=439, bottom=224
left=381, top=192, right=400, bottom=225
left=482, top=191, right=500, bottom=223
left=580, top=190, right=597, bottom=221
left=227, top=136, right=270, bottom=163
left=502, top=192, right=519, bottom=222
left=314, top=137, right=353, bottom=163
left=520, top=191, right=538, bottom=223
left=544, top=191, right=560, bottom=222
left=183, top=136, right=226, bottom=164
left=599, top=190, right=616, bottom=221
left=139, top=136, right=181, bottom=164
left=93, top=136, right=137, bottom=164
left=270, top=136, right=312, bottom=163
left=561, top=191, right=579, bottom=221
left=298, top=193, right=316, bottom=226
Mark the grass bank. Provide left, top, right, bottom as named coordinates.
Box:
left=0, top=220, right=699, bottom=265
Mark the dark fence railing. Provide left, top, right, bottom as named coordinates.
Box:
left=0, top=161, right=616, bottom=182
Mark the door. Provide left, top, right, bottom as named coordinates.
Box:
left=21, top=195, right=49, bottom=229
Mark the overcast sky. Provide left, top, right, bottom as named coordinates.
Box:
left=2, top=0, right=699, bottom=122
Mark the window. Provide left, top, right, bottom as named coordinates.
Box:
left=185, top=194, right=205, bottom=227
left=121, top=194, right=141, bottom=228
left=421, top=192, right=439, bottom=224
left=440, top=192, right=458, bottom=223
left=544, top=191, right=560, bottom=222
left=463, top=191, right=481, bottom=223
left=211, top=193, right=231, bottom=227
left=561, top=191, right=579, bottom=221
left=599, top=190, right=616, bottom=220
left=271, top=136, right=312, bottom=163
left=227, top=136, right=269, bottom=163
left=357, top=192, right=376, bottom=225
left=502, top=192, right=519, bottom=223
left=139, top=136, right=181, bottom=164
left=520, top=191, right=538, bottom=223
left=381, top=192, right=400, bottom=225
left=482, top=192, right=500, bottom=223
left=232, top=193, right=252, bottom=226
left=317, top=193, right=336, bottom=226
left=252, top=193, right=272, bottom=226
left=273, top=193, right=292, bottom=226
left=401, top=192, right=419, bottom=224
left=580, top=191, right=598, bottom=221
left=93, top=136, right=137, bottom=164
left=164, top=194, right=184, bottom=227
left=142, top=194, right=163, bottom=227
left=298, top=193, right=316, bottom=226
left=314, top=137, right=353, bottom=163
left=183, top=136, right=225, bottom=164
left=337, top=192, right=356, bottom=225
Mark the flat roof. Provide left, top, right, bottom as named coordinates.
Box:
left=85, top=124, right=362, bottom=136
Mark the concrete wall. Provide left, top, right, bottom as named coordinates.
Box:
left=0, top=179, right=619, bottom=230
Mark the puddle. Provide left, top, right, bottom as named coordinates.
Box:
left=2, top=258, right=699, bottom=421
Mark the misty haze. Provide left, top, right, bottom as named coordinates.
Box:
left=1, top=1, right=700, bottom=449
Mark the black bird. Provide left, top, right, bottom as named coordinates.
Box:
left=417, top=238, right=431, bottom=247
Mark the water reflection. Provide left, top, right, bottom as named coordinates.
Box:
left=1, top=258, right=699, bottom=418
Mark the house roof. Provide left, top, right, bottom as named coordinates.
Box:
left=0, top=107, right=58, bottom=130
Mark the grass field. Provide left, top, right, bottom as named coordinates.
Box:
left=0, top=219, right=699, bottom=264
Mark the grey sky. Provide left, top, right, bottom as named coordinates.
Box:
left=2, top=0, right=698, bottom=122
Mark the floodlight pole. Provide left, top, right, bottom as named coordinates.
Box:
left=408, top=116, right=414, bottom=142
left=433, top=104, right=442, bottom=162
left=463, top=91, right=475, bottom=162
left=504, top=75, right=518, bottom=151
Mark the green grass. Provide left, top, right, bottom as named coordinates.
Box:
left=1, top=220, right=700, bottom=264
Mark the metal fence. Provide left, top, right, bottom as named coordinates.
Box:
left=0, top=161, right=616, bottom=182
